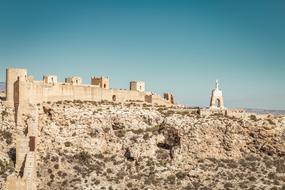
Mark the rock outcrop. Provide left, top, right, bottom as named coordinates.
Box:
left=1, top=100, right=285, bottom=190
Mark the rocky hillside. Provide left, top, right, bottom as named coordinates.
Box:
left=0, top=101, right=16, bottom=189
left=1, top=100, right=285, bottom=190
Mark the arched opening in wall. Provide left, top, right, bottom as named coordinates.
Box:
left=165, top=95, right=169, bottom=100
left=139, top=86, right=142, bottom=91
left=104, top=84, right=106, bottom=88
left=112, top=95, right=116, bottom=101
left=51, top=77, right=54, bottom=83
left=215, top=98, right=221, bottom=108
left=76, top=80, right=78, bottom=84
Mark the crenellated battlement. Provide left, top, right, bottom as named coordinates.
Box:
left=5, top=68, right=175, bottom=107
left=4, top=67, right=176, bottom=189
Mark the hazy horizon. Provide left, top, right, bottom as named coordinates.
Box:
left=1, top=0, right=285, bottom=110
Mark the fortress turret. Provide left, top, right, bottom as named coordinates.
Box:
left=43, top=75, right=57, bottom=84
left=130, top=81, right=145, bottom=92
left=164, top=92, right=175, bottom=104
left=65, top=76, right=82, bottom=85
left=6, top=68, right=27, bottom=106
left=91, top=76, right=109, bottom=89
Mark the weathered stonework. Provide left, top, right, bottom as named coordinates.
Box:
left=5, top=68, right=27, bottom=107
left=4, top=67, right=175, bottom=190
left=43, top=75, right=57, bottom=84
left=164, top=93, right=175, bottom=104
left=65, top=76, right=82, bottom=85
left=91, top=76, right=109, bottom=89
left=6, top=103, right=38, bottom=190
left=130, top=81, right=145, bottom=92
left=5, top=68, right=174, bottom=106
left=2, top=70, right=285, bottom=190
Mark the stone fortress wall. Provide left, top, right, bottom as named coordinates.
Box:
left=3, top=68, right=264, bottom=190
left=4, top=67, right=175, bottom=190
left=5, top=68, right=175, bottom=106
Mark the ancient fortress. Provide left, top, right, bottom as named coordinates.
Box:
left=3, top=67, right=175, bottom=190
left=5, top=68, right=175, bottom=107
left=3, top=67, right=227, bottom=190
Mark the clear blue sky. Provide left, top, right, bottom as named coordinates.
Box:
left=0, top=0, right=284, bottom=109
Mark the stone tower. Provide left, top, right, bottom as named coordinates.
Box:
left=65, top=76, right=82, bottom=85
left=43, top=75, right=57, bottom=84
left=91, top=76, right=109, bottom=89
left=164, top=93, right=175, bottom=104
left=5, top=68, right=38, bottom=190
left=6, top=68, right=27, bottom=106
left=210, top=80, right=224, bottom=109
left=130, top=81, right=145, bottom=92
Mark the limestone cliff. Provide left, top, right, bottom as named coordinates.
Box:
left=1, top=100, right=285, bottom=190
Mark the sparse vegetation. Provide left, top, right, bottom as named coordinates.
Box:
left=0, top=159, right=14, bottom=177
left=64, top=141, right=72, bottom=147
left=0, top=130, right=12, bottom=144
left=74, top=151, right=92, bottom=166
left=1, top=100, right=285, bottom=190
left=249, top=114, right=258, bottom=121
left=267, top=118, right=275, bottom=125
left=1, top=109, right=8, bottom=120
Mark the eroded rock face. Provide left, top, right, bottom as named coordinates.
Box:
left=1, top=100, right=285, bottom=190
left=0, top=102, right=16, bottom=188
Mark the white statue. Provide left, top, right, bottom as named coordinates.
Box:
left=210, top=79, right=224, bottom=109
left=215, top=79, right=219, bottom=89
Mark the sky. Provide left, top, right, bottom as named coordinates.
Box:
left=0, top=0, right=284, bottom=110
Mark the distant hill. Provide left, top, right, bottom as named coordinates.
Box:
left=245, top=108, right=285, bottom=116
left=0, top=82, right=5, bottom=92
